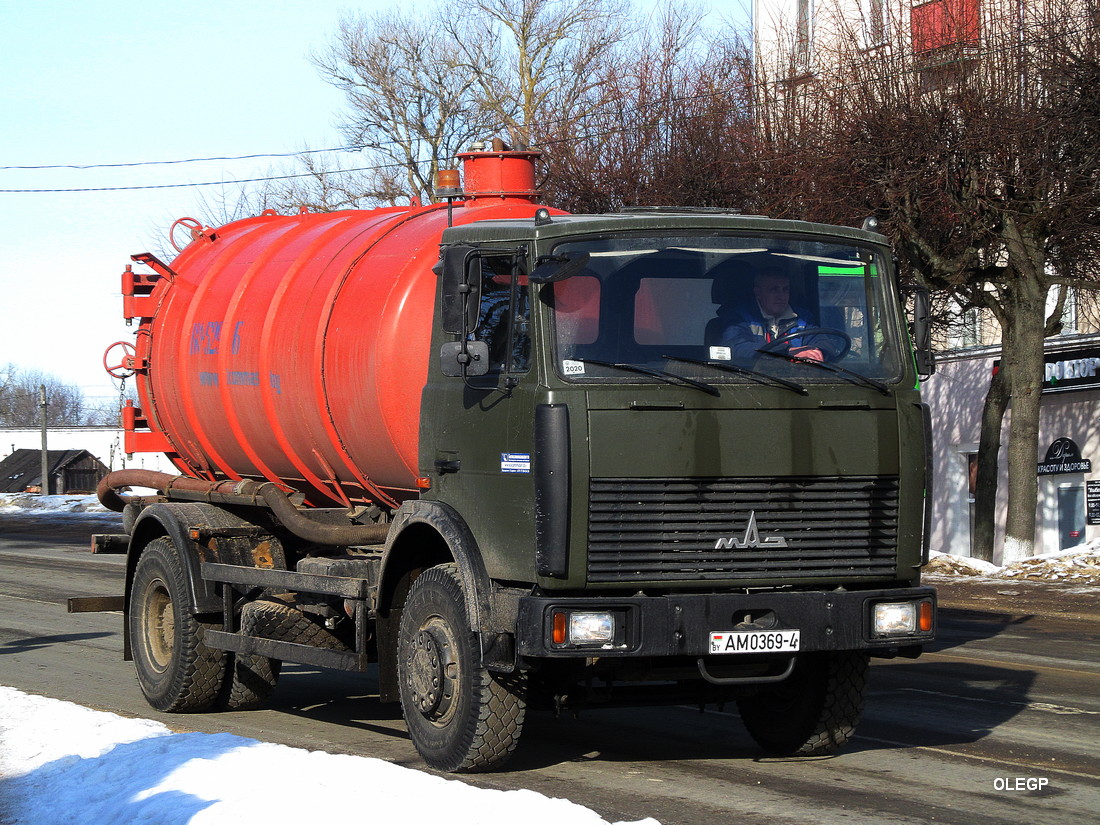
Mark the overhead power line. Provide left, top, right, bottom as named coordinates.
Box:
left=0, top=145, right=363, bottom=171
left=0, top=164, right=402, bottom=194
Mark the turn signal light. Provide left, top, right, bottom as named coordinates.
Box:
left=919, top=600, right=934, bottom=632
left=552, top=611, right=567, bottom=645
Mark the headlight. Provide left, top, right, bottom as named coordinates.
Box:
left=874, top=602, right=916, bottom=634
left=872, top=600, right=934, bottom=637
left=551, top=609, right=618, bottom=647
left=569, top=612, right=614, bottom=644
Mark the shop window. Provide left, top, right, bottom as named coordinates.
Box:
left=858, top=0, right=889, bottom=49
left=795, top=0, right=815, bottom=73
left=1047, top=285, right=1077, bottom=336
left=959, top=307, right=983, bottom=348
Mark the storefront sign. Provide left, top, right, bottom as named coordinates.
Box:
left=995, top=347, right=1100, bottom=393
left=1036, top=346, right=1100, bottom=393
left=1037, top=437, right=1092, bottom=475
left=1087, top=480, right=1100, bottom=525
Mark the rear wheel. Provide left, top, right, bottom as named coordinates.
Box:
left=129, top=537, right=226, bottom=712
left=397, top=564, right=526, bottom=772
left=217, top=597, right=349, bottom=710
left=736, top=651, right=869, bottom=756
left=218, top=652, right=281, bottom=711
left=216, top=598, right=283, bottom=711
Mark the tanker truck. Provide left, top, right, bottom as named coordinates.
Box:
left=78, top=143, right=937, bottom=772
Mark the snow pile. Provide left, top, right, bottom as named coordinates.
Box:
left=925, top=545, right=1100, bottom=585
left=996, top=547, right=1100, bottom=584
left=0, top=686, right=659, bottom=825
left=0, top=493, right=111, bottom=514
left=923, top=551, right=1001, bottom=578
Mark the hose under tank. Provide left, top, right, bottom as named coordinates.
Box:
left=97, top=470, right=390, bottom=545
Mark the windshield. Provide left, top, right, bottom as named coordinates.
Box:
left=546, top=234, right=905, bottom=386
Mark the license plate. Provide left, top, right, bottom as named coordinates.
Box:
left=709, top=629, right=801, bottom=654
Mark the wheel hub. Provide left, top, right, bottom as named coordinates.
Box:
left=143, top=582, right=175, bottom=671
left=408, top=629, right=445, bottom=715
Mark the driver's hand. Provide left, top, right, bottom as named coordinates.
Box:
left=791, top=347, right=824, bottom=361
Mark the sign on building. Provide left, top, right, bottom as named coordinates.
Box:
left=1037, top=437, right=1092, bottom=476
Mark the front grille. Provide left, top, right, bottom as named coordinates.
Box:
left=587, top=476, right=899, bottom=583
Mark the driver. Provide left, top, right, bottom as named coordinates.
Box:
left=718, top=269, right=830, bottom=362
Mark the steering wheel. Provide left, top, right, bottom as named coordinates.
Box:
left=758, top=327, right=852, bottom=362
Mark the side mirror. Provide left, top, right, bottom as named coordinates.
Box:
left=530, top=251, right=590, bottom=284
left=913, top=287, right=936, bottom=377
left=439, top=341, right=489, bottom=377
left=440, top=246, right=483, bottom=335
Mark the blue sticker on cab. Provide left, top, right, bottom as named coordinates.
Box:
left=501, top=452, right=531, bottom=473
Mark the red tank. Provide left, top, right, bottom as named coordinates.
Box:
left=115, top=149, right=554, bottom=509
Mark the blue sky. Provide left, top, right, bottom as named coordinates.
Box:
left=0, top=0, right=743, bottom=409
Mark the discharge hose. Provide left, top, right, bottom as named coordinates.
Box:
left=97, top=470, right=390, bottom=545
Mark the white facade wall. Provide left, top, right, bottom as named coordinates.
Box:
left=923, top=337, right=1100, bottom=563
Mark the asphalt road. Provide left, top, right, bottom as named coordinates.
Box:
left=2, top=510, right=1098, bottom=824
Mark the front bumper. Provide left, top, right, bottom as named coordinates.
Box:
left=516, top=586, right=936, bottom=658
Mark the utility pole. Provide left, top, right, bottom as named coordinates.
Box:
left=39, top=384, right=49, bottom=495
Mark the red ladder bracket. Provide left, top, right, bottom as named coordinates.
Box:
left=123, top=253, right=179, bottom=321
left=122, top=401, right=173, bottom=454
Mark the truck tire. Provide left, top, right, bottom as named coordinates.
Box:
left=129, top=537, right=226, bottom=712
left=736, top=651, right=869, bottom=756
left=237, top=598, right=348, bottom=650
left=217, top=597, right=349, bottom=711
left=219, top=652, right=281, bottom=711
left=216, top=598, right=283, bottom=711
left=397, top=564, right=526, bottom=772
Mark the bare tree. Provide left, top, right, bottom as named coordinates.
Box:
left=0, top=364, right=92, bottom=427
left=748, top=0, right=1100, bottom=561
left=447, top=0, right=634, bottom=150
left=544, top=7, right=755, bottom=211
left=206, top=0, right=636, bottom=220
left=312, top=9, right=503, bottom=203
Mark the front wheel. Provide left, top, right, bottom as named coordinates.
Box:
left=397, top=564, right=526, bottom=772
left=736, top=651, right=869, bottom=756
left=129, top=537, right=226, bottom=712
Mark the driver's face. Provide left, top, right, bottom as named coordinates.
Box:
left=754, top=275, right=791, bottom=318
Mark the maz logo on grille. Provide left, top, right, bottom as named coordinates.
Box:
left=714, top=511, right=789, bottom=550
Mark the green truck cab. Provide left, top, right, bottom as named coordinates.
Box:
left=411, top=210, right=935, bottom=767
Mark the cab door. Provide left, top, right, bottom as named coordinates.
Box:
left=421, top=248, right=538, bottom=582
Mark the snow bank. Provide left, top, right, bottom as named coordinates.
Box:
left=0, top=686, right=659, bottom=825
left=0, top=493, right=112, bottom=514
left=926, top=545, right=1100, bottom=585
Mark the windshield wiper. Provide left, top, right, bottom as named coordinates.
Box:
left=662, top=356, right=807, bottom=396
left=756, top=351, right=891, bottom=395
left=573, top=358, right=720, bottom=397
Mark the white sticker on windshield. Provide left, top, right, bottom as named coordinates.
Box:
left=709, top=346, right=732, bottom=361
left=562, top=359, right=586, bottom=375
